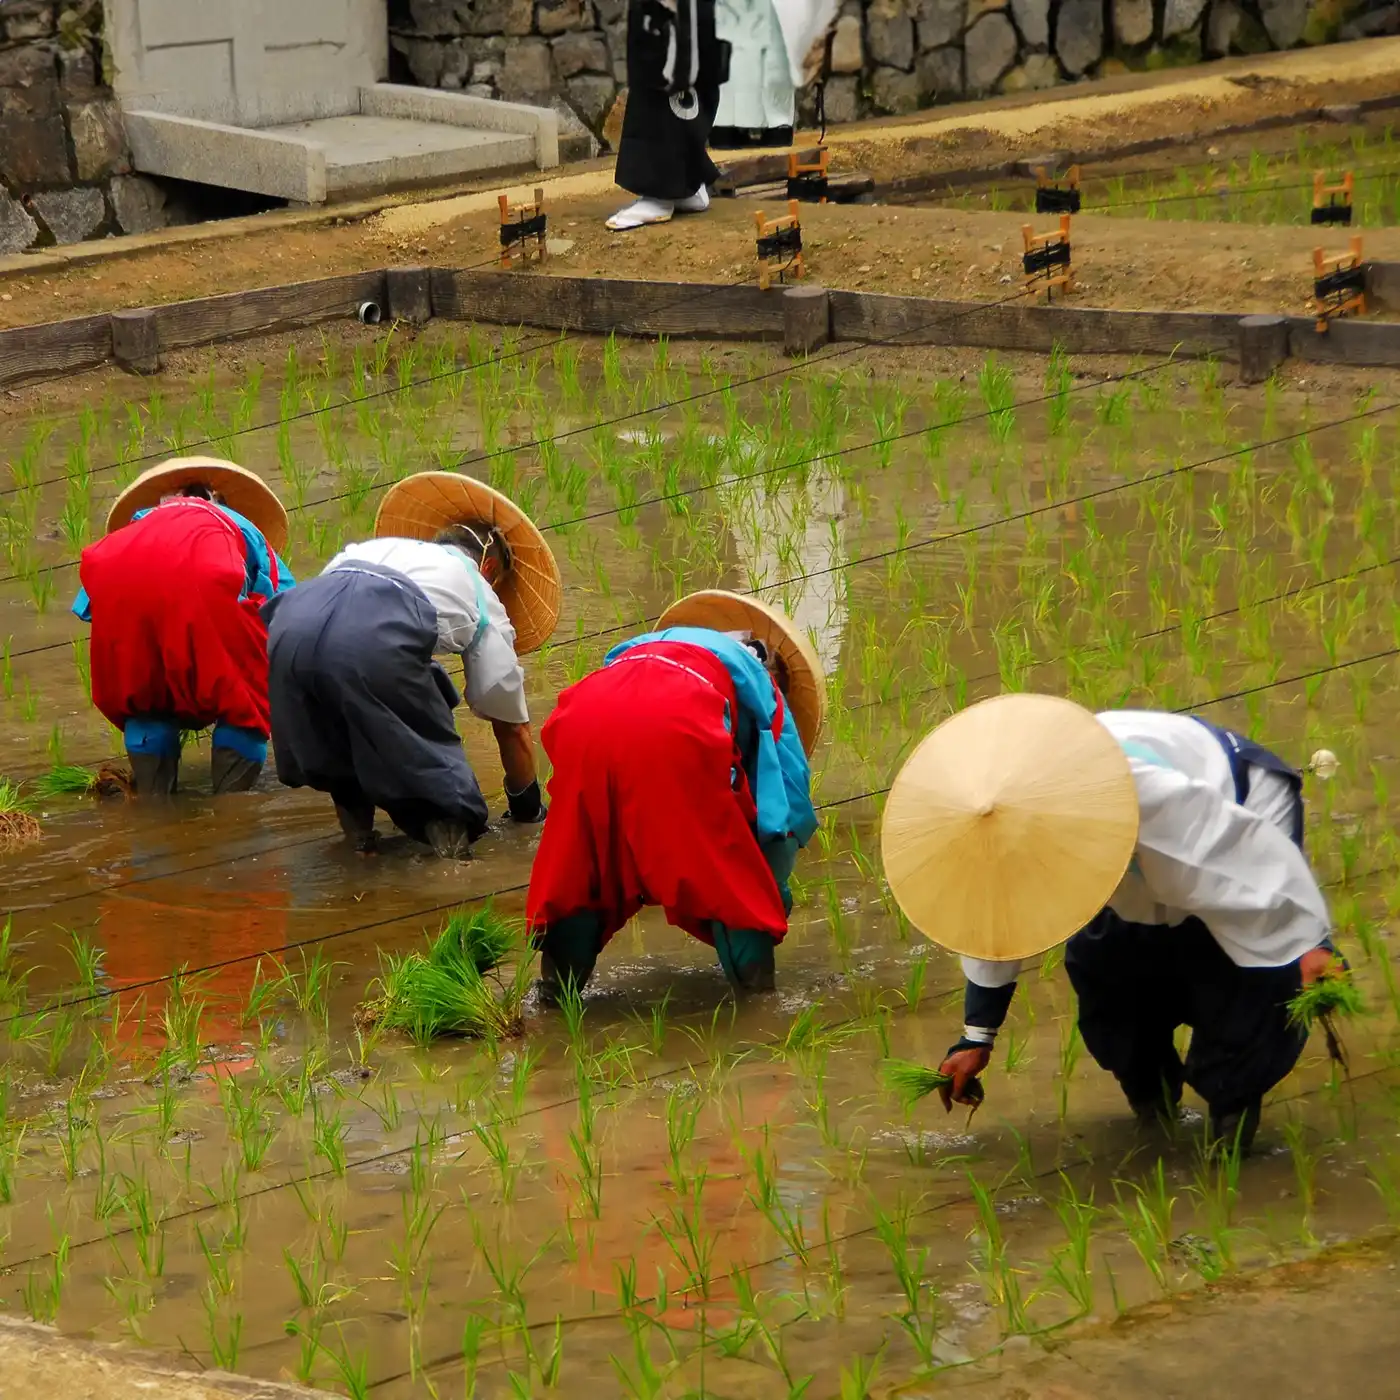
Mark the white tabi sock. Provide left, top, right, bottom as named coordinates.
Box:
left=674, top=184, right=711, bottom=214
left=606, top=197, right=676, bottom=231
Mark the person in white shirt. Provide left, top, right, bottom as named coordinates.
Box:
left=263, top=474, right=561, bottom=859
left=880, top=696, right=1338, bottom=1153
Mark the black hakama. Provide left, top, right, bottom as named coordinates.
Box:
left=263, top=562, right=489, bottom=843
left=615, top=0, right=725, bottom=202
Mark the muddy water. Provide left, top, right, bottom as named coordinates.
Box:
left=0, top=331, right=1399, bottom=1394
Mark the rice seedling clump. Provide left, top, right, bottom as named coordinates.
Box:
left=358, top=906, right=528, bottom=1043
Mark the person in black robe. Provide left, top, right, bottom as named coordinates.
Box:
left=608, top=0, right=729, bottom=230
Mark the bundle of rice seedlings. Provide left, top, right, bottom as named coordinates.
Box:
left=357, top=906, right=527, bottom=1044
left=881, top=1058, right=984, bottom=1112
left=30, top=763, right=99, bottom=799
left=0, top=780, right=41, bottom=853
left=1288, top=973, right=1363, bottom=1072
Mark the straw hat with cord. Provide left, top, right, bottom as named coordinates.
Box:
left=656, top=590, right=826, bottom=756
left=374, top=472, right=562, bottom=655
left=106, top=457, right=289, bottom=554
left=880, top=693, right=1140, bottom=965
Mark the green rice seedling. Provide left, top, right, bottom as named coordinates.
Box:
left=1112, top=1159, right=1176, bottom=1294
left=1365, top=1153, right=1400, bottom=1222
left=1046, top=1173, right=1097, bottom=1317
left=54, top=1087, right=92, bottom=1181
left=839, top=1350, right=882, bottom=1400
left=22, top=1215, right=69, bottom=1324
left=311, top=1095, right=349, bottom=1177
left=1281, top=1116, right=1320, bottom=1243
left=202, top=1288, right=243, bottom=1370
left=218, top=1071, right=276, bottom=1171
left=162, top=969, right=207, bottom=1072
left=967, top=1171, right=1029, bottom=1334
left=1056, top=1020, right=1082, bottom=1123
left=871, top=1195, right=938, bottom=1369
left=117, top=1171, right=166, bottom=1281
left=0, top=1120, right=26, bottom=1205
left=472, top=1115, right=526, bottom=1204
left=665, top=1081, right=702, bottom=1190
left=288, top=946, right=340, bottom=1022
left=65, top=928, right=105, bottom=996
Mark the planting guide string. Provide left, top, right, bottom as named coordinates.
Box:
left=0, top=278, right=1046, bottom=604
left=4, top=633, right=1398, bottom=1037
left=12, top=340, right=1382, bottom=664
left=3, top=859, right=1396, bottom=1305
left=2, top=397, right=1394, bottom=890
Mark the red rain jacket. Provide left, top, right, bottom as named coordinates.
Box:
left=79, top=498, right=276, bottom=737
left=526, top=641, right=789, bottom=946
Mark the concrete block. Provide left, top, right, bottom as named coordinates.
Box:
left=361, top=84, right=560, bottom=168
left=108, top=0, right=387, bottom=127
left=124, top=110, right=329, bottom=202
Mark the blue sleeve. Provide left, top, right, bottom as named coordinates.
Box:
left=72, top=587, right=92, bottom=623
left=609, top=626, right=817, bottom=846
left=218, top=506, right=293, bottom=598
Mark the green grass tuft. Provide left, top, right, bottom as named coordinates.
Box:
left=359, top=905, right=528, bottom=1044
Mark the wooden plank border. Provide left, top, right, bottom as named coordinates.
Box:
left=4, top=265, right=1400, bottom=393
left=430, top=270, right=786, bottom=340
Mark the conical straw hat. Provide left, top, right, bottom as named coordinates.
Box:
left=106, top=457, right=289, bottom=553
left=373, top=471, right=562, bottom=655
left=656, top=590, right=826, bottom=755
left=880, top=693, right=1140, bottom=963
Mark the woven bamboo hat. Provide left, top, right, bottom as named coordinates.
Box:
left=657, top=590, right=826, bottom=755
left=373, top=471, right=561, bottom=654
left=880, top=693, right=1140, bottom=964
left=106, top=457, right=288, bottom=553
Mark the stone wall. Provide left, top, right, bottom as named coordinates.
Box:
left=0, top=0, right=165, bottom=253
left=389, top=0, right=1398, bottom=145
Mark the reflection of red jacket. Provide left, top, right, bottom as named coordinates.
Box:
left=101, top=880, right=287, bottom=1053
left=526, top=643, right=788, bottom=948
left=79, top=498, right=275, bottom=736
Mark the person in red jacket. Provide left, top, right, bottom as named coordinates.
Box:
left=527, top=590, right=824, bottom=997
left=74, top=457, right=295, bottom=796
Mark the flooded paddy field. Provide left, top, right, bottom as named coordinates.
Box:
left=906, top=116, right=1400, bottom=228
left=1, top=323, right=1399, bottom=1396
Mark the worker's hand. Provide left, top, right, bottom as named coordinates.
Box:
left=502, top=779, right=547, bottom=825
left=1300, top=945, right=1341, bottom=986
left=938, top=1043, right=992, bottom=1112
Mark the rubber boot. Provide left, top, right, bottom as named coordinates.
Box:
left=129, top=750, right=179, bottom=797
left=334, top=799, right=377, bottom=852
left=538, top=913, right=602, bottom=1004
left=713, top=926, right=777, bottom=995
left=424, top=817, right=473, bottom=861
left=210, top=747, right=262, bottom=794
left=1209, top=1098, right=1262, bottom=1156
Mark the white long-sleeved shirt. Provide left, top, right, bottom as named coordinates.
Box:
left=963, top=709, right=1331, bottom=990
left=324, top=538, right=529, bottom=727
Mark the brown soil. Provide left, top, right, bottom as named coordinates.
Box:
left=0, top=1315, right=318, bottom=1400
left=940, top=1234, right=1400, bottom=1399
left=1, top=41, right=1398, bottom=336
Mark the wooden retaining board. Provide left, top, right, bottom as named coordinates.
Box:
left=431, top=270, right=787, bottom=340
left=828, top=291, right=1241, bottom=357
left=150, top=270, right=387, bottom=354
left=0, top=313, right=112, bottom=389
left=0, top=270, right=387, bottom=390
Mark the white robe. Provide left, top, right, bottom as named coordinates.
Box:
left=963, top=709, right=1331, bottom=989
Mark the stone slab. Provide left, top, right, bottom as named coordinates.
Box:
left=0, top=195, right=40, bottom=255
left=359, top=82, right=559, bottom=167
left=124, top=110, right=330, bottom=202
left=31, top=187, right=106, bottom=245
left=268, top=115, right=536, bottom=195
